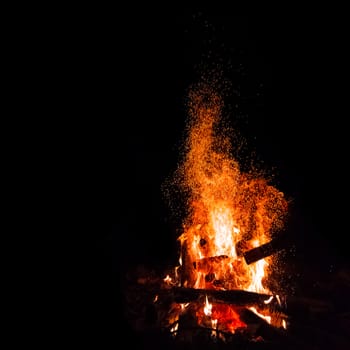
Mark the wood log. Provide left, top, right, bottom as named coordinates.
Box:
left=243, top=235, right=289, bottom=264
left=171, top=287, right=272, bottom=306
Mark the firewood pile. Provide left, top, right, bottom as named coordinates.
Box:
left=121, top=262, right=350, bottom=350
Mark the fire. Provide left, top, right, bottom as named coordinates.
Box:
left=197, top=295, right=246, bottom=334
left=166, top=81, right=289, bottom=336
left=204, top=295, right=212, bottom=316
left=249, top=306, right=272, bottom=324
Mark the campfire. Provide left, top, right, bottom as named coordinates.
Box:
left=124, top=80, right=293, bottom=346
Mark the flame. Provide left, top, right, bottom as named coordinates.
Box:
left=196, top=299, right=246, bottom=334
left=249, top=306, right=272, bottom=324
left=264, top=295, right=274, bottom=304
left=204, top=295, right=212, bottom=316
left=167, top=82, right=289, bottom=335
left=282, top=319, right=287, bottom=329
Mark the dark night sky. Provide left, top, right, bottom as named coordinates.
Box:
left=108, top=14, right=349, bottom=306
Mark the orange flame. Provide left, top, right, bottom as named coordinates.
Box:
left=169, top=82, right=289, bottom=334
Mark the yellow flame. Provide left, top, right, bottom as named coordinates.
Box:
left=164, top=275, right=172, bottom=284
left=211, top=319, right=218, bottom=337
left=264, top=295, right=274, bottom=304
left=282, top=319, right=287, bottom=329
left=249, top=306, right=272, bottom=324
left=204, top=295, right=212, bottom=316
left=211, top=204, right=238, bottom=258
left=170, top=322, right=179, bottom=336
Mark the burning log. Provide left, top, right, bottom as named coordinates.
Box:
left=243, top=235, right=290, bottom=265
left=171, top=287, right=272, bottom=306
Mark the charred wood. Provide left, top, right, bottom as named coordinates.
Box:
left=243, top=235, right=290, bottom=264
left=171, top=287, right=272, bottom=306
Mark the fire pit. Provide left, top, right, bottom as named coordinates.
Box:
left=120, top=79, right=350, bottom=349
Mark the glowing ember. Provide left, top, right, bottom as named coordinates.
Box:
left=164, top=275, right=172, bottom=284
left=165, top=81, right=289, bottom=336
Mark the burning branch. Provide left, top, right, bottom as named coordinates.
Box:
left=171, top=287, right=272, bottom=306
left=243, top=234, right=290, bottom=265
